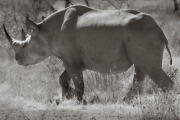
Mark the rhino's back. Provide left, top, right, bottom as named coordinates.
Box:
left=76, top=9, right=157, bottom=31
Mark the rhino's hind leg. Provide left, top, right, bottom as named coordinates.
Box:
left=123, top=67, right=146, bottom=101
left=147, top=68, right=173, bottom=91
left=59, top=70, right=75, bottom=100
left=125, top=34, right=173, bottom=92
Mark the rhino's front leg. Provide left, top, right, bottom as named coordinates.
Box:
left=59, top=70, right=74, bottom=100
left=63, top=61, right=87, bottom=104
left=71, top=72, right=85, bottom=102
left=64, top=63, right=86, bottom=104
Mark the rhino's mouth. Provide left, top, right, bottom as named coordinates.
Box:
left=16, top=61, right=29, bottom=66
left=23, top=63, right=29, bottom=66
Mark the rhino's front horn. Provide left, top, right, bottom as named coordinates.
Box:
left=3, top=24, right=13, bottom=44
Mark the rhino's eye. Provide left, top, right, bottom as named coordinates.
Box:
left=23, top=44, right=26, bottom=48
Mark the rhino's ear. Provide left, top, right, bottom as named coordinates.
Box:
left=25, top=16, right=38, bottom=32
left=3, top=24, right=13, bottom=45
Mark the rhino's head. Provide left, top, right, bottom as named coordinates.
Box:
left=3, top=17, right=50, bottom=66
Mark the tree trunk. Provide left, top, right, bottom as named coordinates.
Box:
left=65, top=0, right=73, bottom=8
left=84, top=0, right=90, bottom=6
left=173, top=0, right=179, bottom=12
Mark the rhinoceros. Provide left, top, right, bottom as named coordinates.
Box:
left=3, top=5, right=173, bottom=103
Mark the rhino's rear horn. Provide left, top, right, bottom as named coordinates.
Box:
left=21, top=29, right=26, bottom=40
left=3, top=24, right=13, bottom=44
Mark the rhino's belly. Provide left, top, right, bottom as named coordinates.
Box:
left=85, top=60, right=132, bottom=74
left=77, top=26, right=132, bottom=74
left=82, top=53, right=133, bottom=74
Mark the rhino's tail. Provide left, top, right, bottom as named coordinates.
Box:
left=159, top=30, right=172, bottom=65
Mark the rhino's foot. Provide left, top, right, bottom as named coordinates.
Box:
left=76, top=96, right=87, bottom=105
left=81, top=99, right=87, bottom=105
left=55, top=98, right=64, bottom=105
left=161, top=80, right=174, bottom=92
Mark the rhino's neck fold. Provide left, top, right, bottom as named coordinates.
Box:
left=37, top=22, right=53, bottom=58
left=42, top=9, right=67, bottom=58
